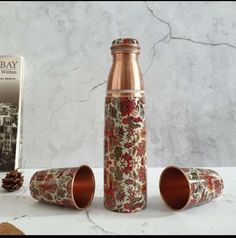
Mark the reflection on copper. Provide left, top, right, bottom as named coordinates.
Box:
left=159, top=166, right=190, bottom=210
left=107, top=41, right=144, bottom=97
left=72, top=166, right=95, bottom=210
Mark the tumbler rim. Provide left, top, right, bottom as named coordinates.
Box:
left=71, top=165, right=95, bottom=210
left=159, top=165, right=191, bottom=211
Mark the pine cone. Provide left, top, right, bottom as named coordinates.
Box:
left=2, top=169, right=24, bottom=192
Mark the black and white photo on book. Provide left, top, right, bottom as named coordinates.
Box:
left=0, top=56, right=24, bottom=171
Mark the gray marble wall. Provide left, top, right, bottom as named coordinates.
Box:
left=0, top=1, right=235, bottom=168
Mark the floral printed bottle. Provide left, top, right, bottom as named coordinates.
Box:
left=104, top=38, right=147, bottom=213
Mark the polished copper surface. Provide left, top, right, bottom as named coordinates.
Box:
left=73, top=166, right=95, bottom=209
left=159, top=166, right=190, bottom=210
left=107, top=38, right=144, bottom=97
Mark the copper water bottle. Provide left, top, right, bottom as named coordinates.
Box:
left=104, top=38, right=147, bottom=213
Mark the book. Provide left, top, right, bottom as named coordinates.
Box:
left=0, top=56, right=24, bottom=171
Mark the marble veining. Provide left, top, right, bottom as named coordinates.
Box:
left=0, top=2, right=235, bottom=168
left=85, top=210, right=119, bottom=235
left=0, top=168, right=236, bottom=235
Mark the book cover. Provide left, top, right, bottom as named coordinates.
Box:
left=0, top=56, right=24, bottom=171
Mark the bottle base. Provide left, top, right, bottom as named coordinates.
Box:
left=104, top=203, right=147, bottom=214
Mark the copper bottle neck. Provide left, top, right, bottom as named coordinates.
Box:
left=107, top=47, right=144, bottom=97
left=112, top=52, right=139, bottom=61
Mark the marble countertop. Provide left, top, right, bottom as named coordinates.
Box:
left=0, top=168, right=235, bottom=235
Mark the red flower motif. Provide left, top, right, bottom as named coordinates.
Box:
left=131, top=117, right=142, bottom=123
left=190, top=183, right=195, bottom=194
left=133, top=202, right=144, bottom=210
left=122, top=153, right=132, bottom=162
left=116, top=191, right=125, bottom=202
left=138, top=167, right=146, bottom=182
left=125, top=179, right=133, bottom=185
left=214, top=179, right=223, bottom=195
left=35, top=171, right=48, bottom=181
left=123, top=167, right=132, bottom=175
left=40, top=182, right=58, bottom=193
left=105, top=118, right=115, bottom=138
left=127, top=127, right=135, bottom=136
left=105, top=157, right=112, bottom=169
left=202, top=174, right=214, bottom=190
left=44, top=174, right=54, bottom=182
left=189, top=198, right=198, bottom=207
left=44, top=192, right=53, bottom=201
left=104, top=178, right=117, bottom=209
left=125, top=143, right=133, bottom=149
left=122, top=118, right=129, bottom=124
left=105, top=197, right=116, bottom=209
left=105, top=179, right=115, bottom=198
left=120, top=98, right=136, bottom=117
left=123, top=203, right=132, bottom=212
left=121, top=153, right=133, bottom=175
left=62, top=199, right=73, bottom=207
left=208, top=177, right=214, bottom=190
left=128, top=189, right=136, bottom=201
left=137, top=140, right=145, bottom=157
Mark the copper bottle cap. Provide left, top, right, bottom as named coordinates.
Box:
left=112, top=38, right=139, bottom=46
left=111, top=38, right=140, bottom=53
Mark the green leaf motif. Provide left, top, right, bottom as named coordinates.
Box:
left=109, top=106, right=117, bottom=118
left=190, top=171, right=199, bottom=180
left=114, top=168, right=123, bottom=181
left=136, top=101, right=144, bottom=117
left=130, top=197, right=142, bottom=207
left=118, top=126, right=125, bottom=138
left=128, top=118, right=138, bottom=127
left=114, top=147, right=122, bottom=160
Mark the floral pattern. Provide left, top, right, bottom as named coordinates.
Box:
left=112, top=38, right=139, bottom=46
left=104, top=96, right=147, bottom=213
left=181, top=168, right=224, bottom=208
left=29, top=168, right=78, bottom=208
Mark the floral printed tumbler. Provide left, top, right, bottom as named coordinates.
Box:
left=159, top=166, right=224, bottom=210
left=104, top=38, right=147, bottom=213
left=29, top=166, right=95, bottom=210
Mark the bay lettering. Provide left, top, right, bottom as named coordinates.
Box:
left=0, top=61, right=18, bottom=68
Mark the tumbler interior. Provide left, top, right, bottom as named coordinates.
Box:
left=73, top=166, right=95, bottom=209
left=159, top=167, right=190, bottom=210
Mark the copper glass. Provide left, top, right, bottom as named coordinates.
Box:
left=159, top=166, right=224, bottom=210
left=29, top=166, right=95, bottom=210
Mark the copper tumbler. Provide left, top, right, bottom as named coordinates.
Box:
left=29, top=166, right=95, bottom=210
left=159, top=166, right=224, bottom=210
